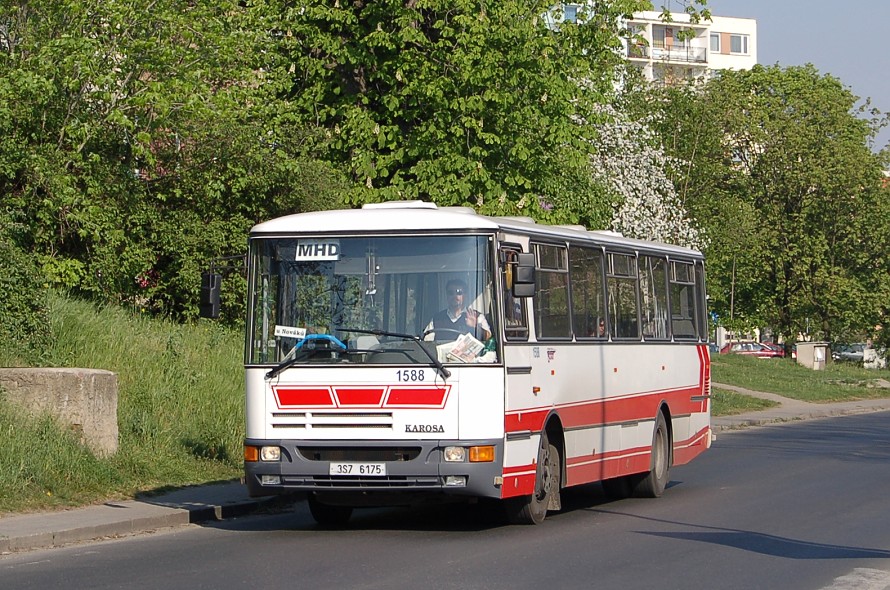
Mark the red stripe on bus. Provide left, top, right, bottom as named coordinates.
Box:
left=672, top=426, right=711, bottom=466
left=564, top=443, right=652, bottom=485
left=385, top=386, right=450, bottom=407
left=334, top=387, right=386, bottom=406
left=500, top=428, right=710, bottom=497
left=503, top=409, right=550, bottom=433
left=502, top=464, right=535, bottom=475
left=274, top=387, right=334, bottom=407
left=500, top=472, right=537, bottom=498
left=562, top=427, right=710, bottom=485
left=504, top=386, right=701, bottom=433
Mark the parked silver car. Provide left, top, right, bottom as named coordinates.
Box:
left=832, top=343, right=865, bottom=363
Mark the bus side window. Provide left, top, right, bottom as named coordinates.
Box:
left=640, top=255, right=669, bottom=340
left=501, top=248, right=529, bottom=340
left=606, top=252, right=640, bottom=340
left=569, top=245, right=607, bottom=339
left=533, top=243, right=571, bottom=339
left=670, top=261, right=699, bottom=340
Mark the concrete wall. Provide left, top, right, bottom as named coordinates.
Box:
left=0, top=368, right=118, bottom=457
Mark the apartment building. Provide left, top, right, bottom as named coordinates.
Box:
left=557, top=5, right=757, bottom=84
left=625, top=11, right=757, bottom=84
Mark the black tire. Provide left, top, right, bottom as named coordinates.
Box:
left=505, top=430, right=560, bottom=525
left=307, top=494, right=353, bottom=526
left=632, top=412, right=671, bottom=498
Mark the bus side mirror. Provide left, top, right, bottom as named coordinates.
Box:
left=512, top=253, right=536, bottom=298
left=199, top=272, right=222, bottom=318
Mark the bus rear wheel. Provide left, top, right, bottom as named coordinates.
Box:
left=308, top=493, right=353, bottom=526
left=505, top=429, right=560, bottom=525
left=632, top=412, right=671, bottom=498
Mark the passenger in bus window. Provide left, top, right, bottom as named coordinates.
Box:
left=424, top=279, right=492, bottom=342
left=587, top=318, right=606, bottom=338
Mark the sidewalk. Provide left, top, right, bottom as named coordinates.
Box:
left=3, top=387, right=890, bottom=555
left=0, top=481, right=288, bottom=555
left=710, top=382, right=890, bottom=431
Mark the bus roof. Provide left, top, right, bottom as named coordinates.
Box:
left=250, top=201, right=702, bottom=258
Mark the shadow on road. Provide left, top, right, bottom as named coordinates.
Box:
left=200, top=482, right=621, bottom=534
left=587, top=505, right=890, bottom=560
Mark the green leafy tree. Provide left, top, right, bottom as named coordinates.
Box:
left=267, top=0, right=663, bottom=226
left=0, top=0, right=348, bottom=321
left=647, top=65, right=890, bottom=343
left=0, top=0, right=712, bottom=323
left=624, top=77, right=763, bottom=329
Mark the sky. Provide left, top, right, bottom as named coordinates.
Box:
left=694, top=0, right=890, bottom=151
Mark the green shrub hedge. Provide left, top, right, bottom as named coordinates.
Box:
left=0, top=219, right=50, bottom=363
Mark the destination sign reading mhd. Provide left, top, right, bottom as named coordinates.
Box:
left=294, top=240, right=341, bottom=261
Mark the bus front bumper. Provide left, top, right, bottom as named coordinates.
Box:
left=244, top=438, right=505, bottom=502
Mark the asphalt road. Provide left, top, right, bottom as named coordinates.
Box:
left=3, top=411, right=890, bottom=590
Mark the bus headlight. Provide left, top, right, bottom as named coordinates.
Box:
left=260, top=446, right=281, bottom=461
left=444, top=446, right=466, bottom=462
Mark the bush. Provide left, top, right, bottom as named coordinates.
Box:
left=0, top=218, right=50, bottom=363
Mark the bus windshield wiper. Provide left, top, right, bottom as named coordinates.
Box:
left=337, top=327, right=451, bottom=380
left=265, top=334, right=347, bottom=380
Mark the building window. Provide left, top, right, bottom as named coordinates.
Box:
left=710, top=33, right=720, bottom=53
left=652, top=26, right=665, bottom=48
left=730, top=34, right=748, bottom=54
left=563, top=4, right=579, bottom=23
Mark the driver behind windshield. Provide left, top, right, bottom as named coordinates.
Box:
left=424, top=279, right=491, bottom=342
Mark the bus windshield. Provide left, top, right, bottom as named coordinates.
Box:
left=247, top=234, right=498, bottom=366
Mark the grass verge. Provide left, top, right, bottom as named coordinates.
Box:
left=0, top=294, right=243, bottom=514
left=710, top=387, right=779, bottom=417
left=711, top=353, right=890, bottom=403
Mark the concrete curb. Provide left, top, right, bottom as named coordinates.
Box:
left=0, top=482, right=277, bottom=554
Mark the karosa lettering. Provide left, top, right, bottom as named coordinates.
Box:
left=405, top=424, right=444, bottom=433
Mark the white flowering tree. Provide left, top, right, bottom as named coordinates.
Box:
left=588, top=105, right=704, bottom=250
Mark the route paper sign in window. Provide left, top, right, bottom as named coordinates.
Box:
left=295, top=240, right=341, bottom=261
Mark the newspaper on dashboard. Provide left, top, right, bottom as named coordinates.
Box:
left=446, top=332, right=485, bottom=363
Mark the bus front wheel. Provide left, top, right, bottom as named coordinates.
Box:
left=505, top=429, right=560, bottom=525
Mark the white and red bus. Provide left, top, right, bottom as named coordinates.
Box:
left=205, top=201, right=712, bottom=525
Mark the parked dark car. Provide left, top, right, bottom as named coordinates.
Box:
left=832, top=343, right=865, bottom=363
left=720, top=341, right=785, bottom=358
